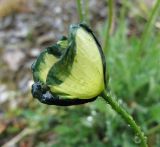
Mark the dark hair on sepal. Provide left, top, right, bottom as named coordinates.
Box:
left=39, top=93, right=97, bottom=106
left=32, top=82, right=97, bottom=106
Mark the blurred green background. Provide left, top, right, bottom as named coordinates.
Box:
left=0, top=0, right=160, bottom=146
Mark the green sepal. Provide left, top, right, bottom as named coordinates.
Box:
left=46, top=25, right=78, bottom=86
left=46, top=23, right=107, bottom=87
left=31, top=36, right=70, bottom=83
left=79, top=23, right=107, bottom=87
left=47, top=36, right=68, bottom=57
left=31, top=50, right=55, bottom=82
left=32, top=23, right=107, bottom=104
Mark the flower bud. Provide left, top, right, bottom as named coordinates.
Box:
left=31, top=23, right=106, bottom=106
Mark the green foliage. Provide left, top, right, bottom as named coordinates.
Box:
left=2, top=1, right=160, bottom=146
left=107, top=21, right=160, bottom=104
left=149, top=103, right=160, bottom=123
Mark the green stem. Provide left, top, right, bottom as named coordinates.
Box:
left=103, top=0, right=114, bottom=54
left=139, top=0, right=160, bottom=53
left=76, top=0, right=84, bottom=22
left=101, top=90, right=148, bottom=147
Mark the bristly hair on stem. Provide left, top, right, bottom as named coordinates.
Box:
left=101, top=90, right=148, bottom=147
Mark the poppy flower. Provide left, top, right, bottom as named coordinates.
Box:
left=31, top=23, right=106, bottom=106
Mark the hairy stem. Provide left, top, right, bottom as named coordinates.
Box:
left=101, top=90, right=148, bottom=147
